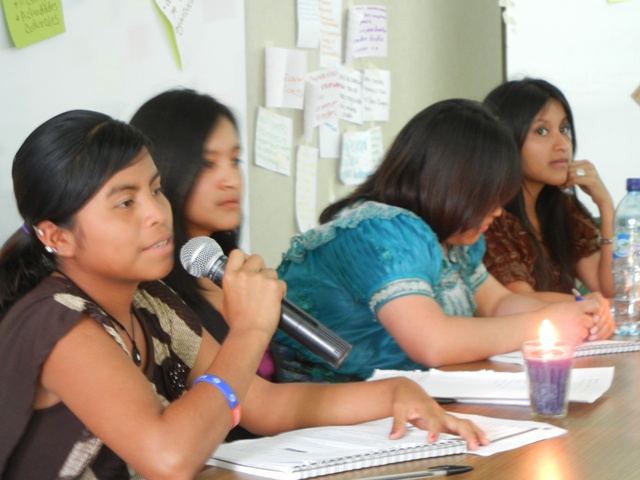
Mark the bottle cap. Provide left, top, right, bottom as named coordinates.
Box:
left=627, top=178, right=640, bottom=192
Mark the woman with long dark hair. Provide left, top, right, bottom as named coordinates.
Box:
left=483, top=78, right=614, bottom=300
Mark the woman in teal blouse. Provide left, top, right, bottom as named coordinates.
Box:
left=275, top=99, right=614, bottom=383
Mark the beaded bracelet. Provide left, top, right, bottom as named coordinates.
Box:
left=600, top=238, right=613, bottom=245
left=192, top=374, right=242, bottom=427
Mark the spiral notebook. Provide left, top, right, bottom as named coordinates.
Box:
left=489, top=339, right=640, bottom=365
left=208, top=419, right=463, bottom=479
left=207, top=414, right=566, bottom=479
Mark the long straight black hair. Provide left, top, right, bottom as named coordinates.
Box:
left=130, top=89, right=240, bottom=321
left=320, top=99, right=521, bottom=242
left=0, top=110, right=150, bottom=318
left=483, top=78, right=591, bottom=292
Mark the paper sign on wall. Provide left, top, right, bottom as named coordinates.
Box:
left=369, top=125, right=385, bottom=167
left=340, top=130, right=372, bottom=185
left=2, top=0, right=65, bottom=48
left=339, top=67, right=363, bottom=124
left=154, top=0, right=203, bottom=69
left=297, top=0, right=320, bottom=48
left=295, top=146, right=319, bottom=232
left=304, top=68, right=340, bottom=141
left=319, top=0, right=341, bottom=67
left=363, top=69, right=390, bottom=122
left=255, top=107, right=293, bottom=176
left=345, top=5, right=388, bottom=64
left=265, top=47, right=307, bottom=109
left=339, top=127, right=384, bottom=185
left=319, top=120, right=340, bottom=158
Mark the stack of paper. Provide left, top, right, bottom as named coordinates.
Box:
left=367, top=367, right=614, bottom=405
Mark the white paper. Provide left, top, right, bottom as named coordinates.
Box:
left=153, top=0, right=203, bottom=67
left=345, top=5, right=388, bottom=65
left=319, top=120, right=340, bottom=158
left=340, top=130, right=373, bottom=185
left=265, top=47, right=307, bottom=109
left=368, top=367, right=615, bottom=405
left=454, top=413, right=566, bottom=457
left=339, top=67, right=363, bottom=124
left=296, top=0, right=320, bottom=48
left=255, top=107, right=293, bottom=176
left=304, top=68, right=340, bottom=141
left=295, top=146, right=318, bottom=233
left=369, top=125, right=385, bottom=166
left=362, top=69, right=390, bottom=122
left=208, top=413, right=566, bottom=478
left=319, top=0, right=342, bottom=67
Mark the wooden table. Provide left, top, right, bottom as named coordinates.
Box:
left=196, top=351, right=640, bottom=480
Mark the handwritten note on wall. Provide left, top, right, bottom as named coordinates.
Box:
left=265, top=47, right=307, bottom=109
left=2, top=0, right=65, bottom=48
left=304, top=68, right=340, bottom=141
left=295, top=146, right=319, bottom=232
left=255, top=107, right=293, bottom=176
left=345, top=5, right=388, bottom=64
left=369, top=125, right=385, bottom=167
left=339, top=67, right=363, bottom=124
left=297, top=0, right=320, bottom=48
left=154, top=0, right=202, bottom=68
left=339, top=127, right=384, bottom=185
left=363, top=69, right=390, bottom=122
left=319, top=0, right=341, bottom=67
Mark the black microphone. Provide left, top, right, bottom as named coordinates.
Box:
left=180, top=236, right=352, bottom=368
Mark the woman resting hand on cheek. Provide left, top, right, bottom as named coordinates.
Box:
left=482, top=78, right=615, bottom=310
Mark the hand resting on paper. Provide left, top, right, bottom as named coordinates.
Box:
left=386, top=377, right=490, bottom=450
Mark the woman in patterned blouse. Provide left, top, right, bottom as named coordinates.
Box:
left=483, top=78, right=614, bottom=301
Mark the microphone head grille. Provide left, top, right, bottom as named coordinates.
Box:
left=180, top=236, right=223, bottom=277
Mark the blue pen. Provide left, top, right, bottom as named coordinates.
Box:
left=571, top=288, right=583, bottom=301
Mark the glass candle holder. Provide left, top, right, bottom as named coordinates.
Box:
left=522, top=340, right=574, bottom=418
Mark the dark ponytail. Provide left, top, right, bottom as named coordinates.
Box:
left=0, top=110, right=150, bottom=319
left=0, top=226, right=55, bottom=317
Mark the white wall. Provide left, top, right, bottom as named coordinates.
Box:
left=505, top=0, right=640, bottom=213
left=0, top=1, right=249, bottom=247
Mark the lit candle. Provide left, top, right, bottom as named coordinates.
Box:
left=522, top=320, right=574, bottom=418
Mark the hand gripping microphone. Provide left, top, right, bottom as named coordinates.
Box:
left=180, top=236, right=352, bottom=368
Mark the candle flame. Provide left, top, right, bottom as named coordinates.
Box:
left=540, top=319, right=556, bottom=350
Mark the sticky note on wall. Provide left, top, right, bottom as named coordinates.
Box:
left=2, top=0, right=65, bottom=48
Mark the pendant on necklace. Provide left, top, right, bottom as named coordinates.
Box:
left=132, top=343, right=142, bottom=366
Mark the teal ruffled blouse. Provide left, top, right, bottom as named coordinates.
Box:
left=275, top=201, right=488, bottom=382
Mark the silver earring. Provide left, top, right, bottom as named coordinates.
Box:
left=44, top=245, right=58, bottom=254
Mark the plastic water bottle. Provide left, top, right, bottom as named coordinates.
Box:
left=613, top=178, right=640, bottom=335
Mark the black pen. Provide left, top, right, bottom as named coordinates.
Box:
left=434, top=397, right=457, bottom=405
left=362, top=465, right=473, bottom=479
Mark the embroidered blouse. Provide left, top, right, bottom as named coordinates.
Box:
left=274, top=201, right=488, bottom=382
